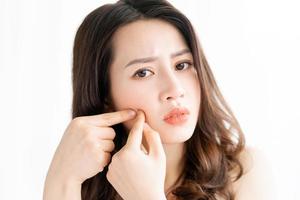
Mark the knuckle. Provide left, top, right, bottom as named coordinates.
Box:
left=106, top=141, right=115, bottom=151
left=109, top=128, right=116, bottom=138
left=101, top=127, right=116, bottom=139
left=110, top=142, right=116, bottom=150
left=72, top=117, right=85, bottom=126
left=98, top=140, right=115, bottom=152
left=100, top=152, right=111, bottom=164
left=71, top=117, right=88, bottom=131
left=106, top=153, right=112, bottom=163
left=67, top=117, right=90, bottom=138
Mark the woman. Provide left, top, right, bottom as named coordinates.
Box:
left=43, top=0, right=272, bottom=199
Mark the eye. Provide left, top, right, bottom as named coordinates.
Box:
left=133, top=68, right=154, bottom=78
left=175, top=61, right=193, bottom=71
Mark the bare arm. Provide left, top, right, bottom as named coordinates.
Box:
left=43, top=170, right=82, bottom=200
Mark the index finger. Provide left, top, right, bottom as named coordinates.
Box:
left=85, top=109, right=136, bottom=127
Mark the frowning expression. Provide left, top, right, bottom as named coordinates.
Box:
left=109, top=19, right=201, bottom=144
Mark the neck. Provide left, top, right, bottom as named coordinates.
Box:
left=162, top=142, right=186, bottom=194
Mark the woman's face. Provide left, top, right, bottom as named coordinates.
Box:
left=109, top=19, right=201, bottom=144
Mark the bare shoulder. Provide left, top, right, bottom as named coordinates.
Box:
left=231, top=146, right=278, bottom=200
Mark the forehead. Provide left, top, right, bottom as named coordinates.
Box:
left=110, top=19, right=189, bottom=63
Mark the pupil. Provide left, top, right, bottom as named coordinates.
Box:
left=177, top=63, right=185, bottom=70
left=138, top=70, right=146, bottom=77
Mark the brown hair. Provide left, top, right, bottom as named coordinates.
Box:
left=72, top=0, right=245, bottom=199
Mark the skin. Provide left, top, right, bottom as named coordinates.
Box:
left=108, top=18, right=201, bottom=195
left=108, top=19, right=276, bottom=199
left=107, top=110, right=167, bottom=200
left=43, top=18, right=275, bottom=200
left=43, top=110, right=168, bottom=200
left=43, top=19, right=200, bottom=200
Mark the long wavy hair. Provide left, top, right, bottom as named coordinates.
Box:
left=71, top=0, right=245, bottom=199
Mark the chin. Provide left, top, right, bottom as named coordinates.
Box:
left=158, top=129, right=194, bottom=144
left=152, top=118, right=196, bottom=143
left=160, top=136, right=193, bottom=144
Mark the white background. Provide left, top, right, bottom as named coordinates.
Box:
left=0, top=0, right=299, bottom=199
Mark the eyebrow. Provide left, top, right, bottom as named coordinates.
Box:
left=124, top=48, right=191, bottom=68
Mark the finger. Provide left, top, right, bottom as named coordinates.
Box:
left=126, top=110, right=145, bottom=149
left=143, top=123, right=165, bottom=158
left=100, top=151, right=112, bottom=171
left=85, top=109, right=136, bottom=127
left=98, top=140, right=115, bottom=153
left=87, top=126, right=116, bottom=140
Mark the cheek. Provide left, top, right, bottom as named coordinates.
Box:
left=112, top=83, right=150, bottom=110
left=110, top=72, right=138, bottom=109
left=110, top=83, right=154, bottom=130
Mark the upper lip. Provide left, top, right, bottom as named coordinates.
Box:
left=163, top=107, right=190, bottom=120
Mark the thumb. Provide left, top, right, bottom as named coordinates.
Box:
left=143, top=123, right=165, bottom=158
left=126, top=110, right=145, bottom=149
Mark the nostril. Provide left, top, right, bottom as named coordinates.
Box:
left=166, top=92, right=184, bottom=100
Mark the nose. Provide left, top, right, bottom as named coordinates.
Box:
left=159, top=72, right=185, bottom=102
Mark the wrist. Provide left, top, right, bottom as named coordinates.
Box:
left=43, top=172, right=82, bottom=200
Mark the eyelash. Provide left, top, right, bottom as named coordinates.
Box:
left=132, top=61, right=193, bottom=79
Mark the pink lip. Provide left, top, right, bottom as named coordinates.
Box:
left=163, top=107, right=190, bottom=125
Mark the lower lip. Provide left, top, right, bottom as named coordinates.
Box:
left=163, top=114, right=189, bottom=125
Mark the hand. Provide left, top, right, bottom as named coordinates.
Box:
left=106, top=110, right=167, bottom=200
left=45, top=109, right=136, bottom=185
